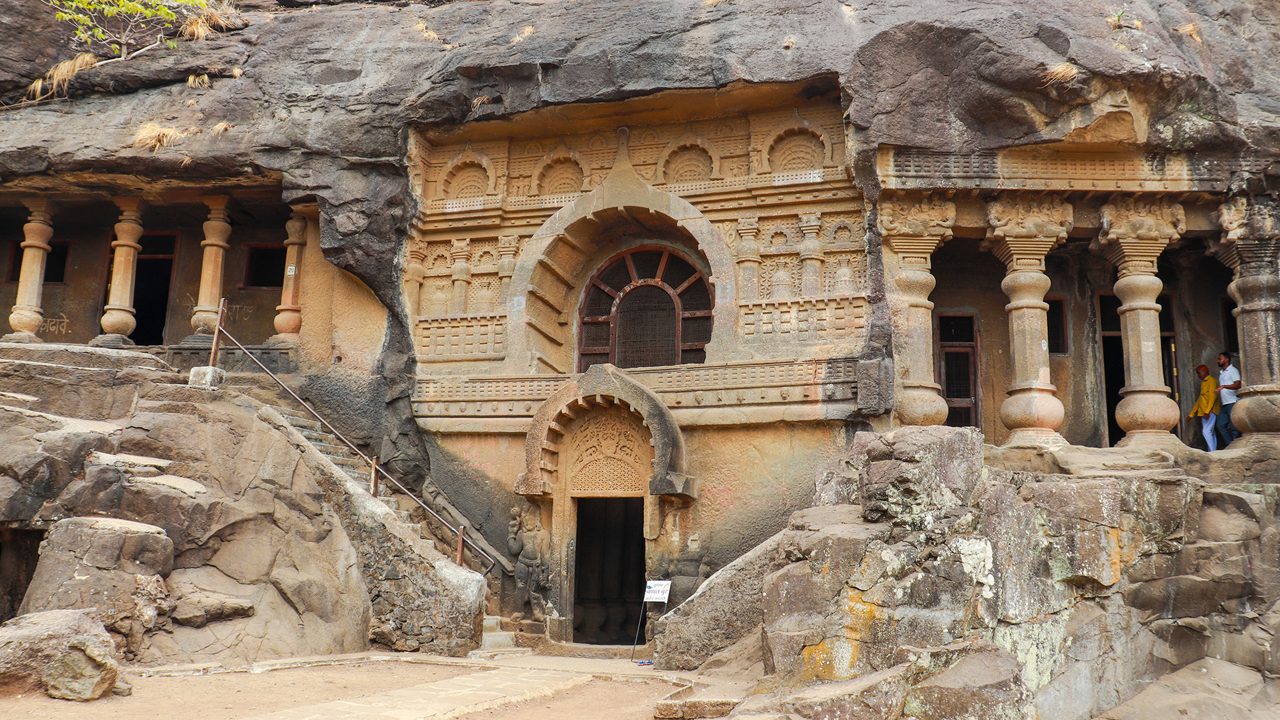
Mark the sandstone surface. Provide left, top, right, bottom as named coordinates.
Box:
left=0, top=609, right=119, bottom=701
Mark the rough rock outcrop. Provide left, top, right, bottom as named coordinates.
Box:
left=20, top=517, right=175, bottom=660
left=657, top=425, right=1280, bottom=719
left=0, top=344, right=484, bottom=663
left=0, top=609, right=119, bottom=701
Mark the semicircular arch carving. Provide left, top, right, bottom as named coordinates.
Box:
left=439, top=147, right=497, bottom=199
left=654, top=135, right=721, bottom=184
left=762, top=125, right=832, bottom=174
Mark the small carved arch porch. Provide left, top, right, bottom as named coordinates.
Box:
left=516, top=364, right=694, bottom=499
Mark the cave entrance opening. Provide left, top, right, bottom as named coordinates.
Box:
left=572, top=497, right=645, bottom=645
left=0, top=528, right=45, bottom=622
left=131, top=234, right=177, bottom=346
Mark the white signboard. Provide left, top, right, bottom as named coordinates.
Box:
left=643, top=580, right=672, bottom=603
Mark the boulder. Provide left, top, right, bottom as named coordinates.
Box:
left=0, top=609, right=118, bottom=701
left=902, top=647, right=1031, bottom=720
left=20, top=516, right=174, bottom=659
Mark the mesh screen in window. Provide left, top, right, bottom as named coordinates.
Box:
left=245, top=246, right=287, bottom=287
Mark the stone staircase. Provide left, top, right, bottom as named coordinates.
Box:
left=467, top=615, right=534, bottom=659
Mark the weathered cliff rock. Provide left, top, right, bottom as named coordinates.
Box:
left=657, top=425, right=1280, bottom=719
left=0, top=609, right=119, bottom=702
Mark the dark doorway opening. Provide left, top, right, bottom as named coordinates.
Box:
left=937, top=314, right=980, bottom=428
left=128, top=235, right=176, bottom=346
left=573, top=497, right=645, bottom=644
left=0, top=528, right=44, bottom=622
left=1099, top=293, right=1178, bottom=446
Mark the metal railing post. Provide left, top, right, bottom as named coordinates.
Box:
left=455, top=521, right=467, bottom=565
left=207, top=299, right=226, bottom=367
left=370, top=456, right=380, bottom=496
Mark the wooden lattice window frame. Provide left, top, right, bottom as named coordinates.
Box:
left=577, top=245, right=713, bottom=372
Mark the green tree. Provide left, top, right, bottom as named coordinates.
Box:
left=41, top=0, right=208, bottom=58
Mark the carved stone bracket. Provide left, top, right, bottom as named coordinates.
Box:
left=1097, top=196, right=1186, bottom=277
left=878, top=192, right=956, bottom=267
left=985, top=194, right=1072, bottom=272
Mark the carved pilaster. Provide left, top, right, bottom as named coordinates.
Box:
left=450, top=238, right=471, bottom=315
left=497, top=234, right=519, bottom=299
left=1098, top=195, right=1185, bottom=444
left=269, top=210, right=308, bottom=345
left=1215, top=195, right=1280, bottom=435
left=985, top=194, right=1072, bottom=445
left=798, top=213, right=823, bottom=297
left=4, top=200, right=55, bottom=342
left=878, top=192, right=956, bottom=426
left=735, top=218, right=761, bottom=303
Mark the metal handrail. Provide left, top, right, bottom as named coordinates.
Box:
left=206, top=300, right=508, bottom=576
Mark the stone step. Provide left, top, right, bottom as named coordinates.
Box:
left=483, top=615, right=504, bottom=633
left=280, top=413, right=322, bottom=432
left=480, top=631, right=517, bottom=650
left=466, top=647, right=534, bottom=660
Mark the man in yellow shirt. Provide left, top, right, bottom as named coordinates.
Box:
left=1189, top=364, right=1221, bottom=451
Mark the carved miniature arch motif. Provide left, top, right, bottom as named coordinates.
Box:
left=532, top=145, right=589, bottom=195
left=654, top=135, right=722, bottom=184
left=439, top=147, right=497, bottom=199
left=761, top=125, right=832, bottom=174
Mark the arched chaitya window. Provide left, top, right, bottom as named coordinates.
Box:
left=578, top=246, right=713, bottom=371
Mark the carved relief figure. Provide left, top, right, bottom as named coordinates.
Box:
left=507, top=505, right=551, bottom=622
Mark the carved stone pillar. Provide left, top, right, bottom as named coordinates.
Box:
left=497, top=234, right=518, bottom=299
left=92, top=198, right=145, bottom=347
left=186, top=196, right=232, bottom=343
left=799, top=213, right=823, bottom=297
left=735, top=218, right=761, bottom=303
left=1098, top=196, right=1185, bottom=444
left=879, top=192, right=956, bottom=426
left=269, top=210, right=307, bottom=345
left=1215, top=195, right=1280, bottom=434
left=4, top=200, right=55, bottom=343
left=449, top=238, right=471, bottom=315
left=986, top=195, right=1071, bottom=445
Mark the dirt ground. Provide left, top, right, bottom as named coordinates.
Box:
left=454, top=678, right=675, bottom=720
left=0, top=661, right=472, bottom=720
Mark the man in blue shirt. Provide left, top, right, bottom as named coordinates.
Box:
left=1216, top=351, right=1243, bottom=448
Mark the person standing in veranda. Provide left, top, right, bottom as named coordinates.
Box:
left=1217, top=351, right=1243, bottom=448
left=1189, top=364, right=1221, bottom=451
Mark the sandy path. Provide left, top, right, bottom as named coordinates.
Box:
left=452, top=678, right=676, bottom=720
left=0, top=661, right=473, bottom=720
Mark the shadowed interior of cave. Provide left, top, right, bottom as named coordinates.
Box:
left=573, top=498, right=645, bottom=645
left=0, top=528, right=43, bottom=622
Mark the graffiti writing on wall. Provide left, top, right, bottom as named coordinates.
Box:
left=38, top=313, right=71, bottom=336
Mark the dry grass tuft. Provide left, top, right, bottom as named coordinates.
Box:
left=211, top=121, right=232, bottom=136
left=416, top=20, right=458, bottom=49
left=133, top=123, right=185, bottom=152
left=27, top=52, right=98, bottom=99
left=1176, top=22, right=1202, bottom=42
left=186, top=73, right=211, bottom=89
left=510, top=25, right=534, bottom=44
left=180, top=15, right=213, bottom=41
left=471, top=95, right=491, bottom=111
left=1106, top=9, right=1141, bottom=30
left=1042, top=62, right=1080, bottom=87
left=180, top=155, right=195, bottom=168
left=230, top=66, right=243, bottom=79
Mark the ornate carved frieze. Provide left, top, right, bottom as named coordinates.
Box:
left=1098, top=196, right=1185, bottom=276
left=881, top=147, right=1245, bottom=193
left=415, top=357, right=866, bottom=421
left=1214, top=195, right=1280, bottom=274
left=562, top=406, right=651, bottom=497
left=416, top=314, right=507, bottom=361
